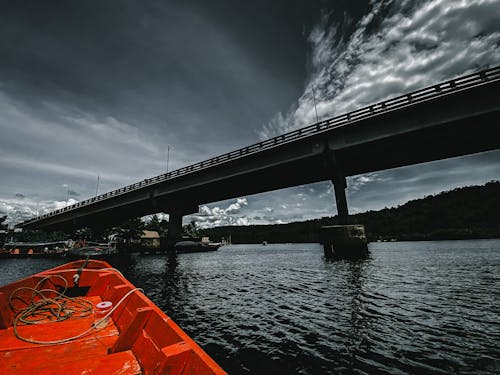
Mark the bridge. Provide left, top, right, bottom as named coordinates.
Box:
left=18, top=66, right=500, bottom=243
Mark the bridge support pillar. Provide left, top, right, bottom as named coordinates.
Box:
left=327, top=150, right=349, bottom=224
left=165, top=204, right=199, bottom=254
left=324, top=152, right=367, bottom=258
left=331, top=175, right=349, bottom=225
left=166, top=211, right=183, bottom=254
left=320, top=225, right=368, bottom=259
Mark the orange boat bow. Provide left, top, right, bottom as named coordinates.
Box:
left=0, top=260, right=227, bottom=375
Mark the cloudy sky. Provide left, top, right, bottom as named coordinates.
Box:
left=1, top=0, right=500, bottom=228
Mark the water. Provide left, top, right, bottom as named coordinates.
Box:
left=1, top=240, right=499, bottom=374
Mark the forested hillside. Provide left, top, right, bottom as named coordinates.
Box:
left=202, top=181, right=500, bottom=243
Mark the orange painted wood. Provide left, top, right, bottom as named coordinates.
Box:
left=142, top=311, right=183, bottom=348
left=6, top=350, right=142, bottom=375
left=0, top=292, right=12, bottom=329
left=110, top=307, right=153, bottom=353
left=1, top=335, right=116, bottom=372
left=130, top=330, right=175, bottom=375
left=114, top=304, right=135, bottom=333
left=159, top=342, right=192, bottom=375
left=57, top=350, right=141, bottom=375
left=87, top=273, right=112, bottom=296
left=0, top=260, right=227, bottom=375
left=0, top=297, right=118, bottom=351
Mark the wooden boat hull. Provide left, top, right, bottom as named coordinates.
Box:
left=0, top=260, right=226, bottom=374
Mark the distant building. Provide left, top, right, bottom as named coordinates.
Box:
left=141, top=230, right=160, bottom=248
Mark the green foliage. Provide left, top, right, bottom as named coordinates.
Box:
left=0, top=216, right=7, bottom=245
left=145, top=214, right=160, bottom=232
left=202, top=181, right=500, bottom=243
left=0, top=215, right=7, bottom=230
left=9, top=230, right=69, bottom=243
left=110, top=218, right=145, bottom=242
left=144, top=214, right=169, bottom=236
left=183, top=220, right=199, bottom=238
left=74, top=227, right=95, bottom=241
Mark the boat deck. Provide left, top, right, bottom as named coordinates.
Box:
left=0, top=295, right=142, bottom=374
left=0, top=260, right=226, bottom=374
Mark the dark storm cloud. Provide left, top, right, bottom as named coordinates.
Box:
left=0, top=0, right=325, bottom=148
left=1, top=0, right=348, bottom=224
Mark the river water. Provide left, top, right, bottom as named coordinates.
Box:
left=1, top=240, right=499, bottom=374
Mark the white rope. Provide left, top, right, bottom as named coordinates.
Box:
left=13, top=285, right=144, bottom=345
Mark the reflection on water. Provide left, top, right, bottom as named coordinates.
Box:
left=1, top=240, right=499, bottom=374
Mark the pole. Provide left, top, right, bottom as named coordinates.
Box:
left=66, top=187, right=70, bottom=205
left=312, top=86, right=319, bottom=123
left=95, top=175, right=100, bottom=196
left=166, top=145, right=170, bottom=174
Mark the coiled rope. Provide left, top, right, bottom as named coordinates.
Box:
left=9, top=273, right=143, bottom=345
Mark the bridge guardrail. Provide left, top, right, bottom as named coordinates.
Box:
left=22, top=65, right=500, bottom=225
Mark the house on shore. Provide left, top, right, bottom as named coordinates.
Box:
left=141, top=230, right=160, bottom=248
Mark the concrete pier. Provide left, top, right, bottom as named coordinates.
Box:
left=165, top=204, right=199, bottom=253
left=320, top=225, right=368, bottom=259
left=166, top=211, right=183, bottom=253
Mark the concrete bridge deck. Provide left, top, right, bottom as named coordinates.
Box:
left=18, top=66, right=500, bottom=231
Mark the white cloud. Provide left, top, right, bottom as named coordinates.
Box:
left=254, top=0, right=500, bottom=222
left=0, top=196, right=79, bottom=226
left=348, top=172, right=392, bottom=193
left=260, top=0, right=500, bottom=139
left=187, top=197, right=249, bottom=228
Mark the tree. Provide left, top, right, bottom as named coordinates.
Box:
left=145, top=214, right=161, bottom=232
left=159, top=219, right=169, bottom=236
left=110, top=218, right=145, bottom=244
left=183, top=220, right=199, bottom=238
left=0, top=215, right=7, bottom=230
left=0, top=215, right=8, bottom=245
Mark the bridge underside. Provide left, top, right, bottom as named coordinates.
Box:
left=21, top=78, right=500, bottom=232
left=30, top=110, right=500, bottom=232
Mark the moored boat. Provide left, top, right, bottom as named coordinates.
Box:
left=0, top=260, right=227, bottom=374
left=0, top=241, right=68, bottom=258
left=174, top=240, right=221, bottom=254
left=66, top=242, right=119, bottom=260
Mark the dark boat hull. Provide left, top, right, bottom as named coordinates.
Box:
left=66, top=246, right=118, bottom=260
left=174, top=241, right=220, bottom=253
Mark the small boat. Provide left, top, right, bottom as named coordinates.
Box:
left=0, top=260, right=226, bottom=374
left=66, top=242, right=119, bottom=260
left=0, top=241, right=68, bottom=258
left=174, top=240, right=221, bottom=254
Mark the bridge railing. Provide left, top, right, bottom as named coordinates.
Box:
left=22, top=65, right=500, bottom=225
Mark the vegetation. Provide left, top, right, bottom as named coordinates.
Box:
left=201, top=181, right=500, bottom=243
left=2, top=181, right=499, bottom=245
left=0, top=216, right=8, bottom=244
left=144, top=214, right=169, bottom=236
left=182, top=220, right=200, bottom=238
left=110, top=218, right=146, bottom=244
left=4, top=229, right=69, bottom=244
